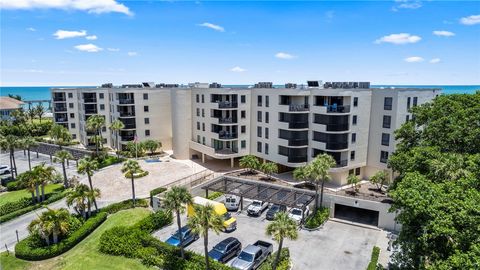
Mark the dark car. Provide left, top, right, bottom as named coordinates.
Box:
left=266, top=204, right=287, bottom=220
left=165, top=226, right=199, bottom=247
left=208, top=237, right=242, bottom=263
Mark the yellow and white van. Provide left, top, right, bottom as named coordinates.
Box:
left=187, top=196, right=237, bottom=232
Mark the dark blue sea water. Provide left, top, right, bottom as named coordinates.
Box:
left=0, top=85, right=478, bottom=102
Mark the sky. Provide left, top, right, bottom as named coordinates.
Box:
left=0, top=0, right=479, bottom=86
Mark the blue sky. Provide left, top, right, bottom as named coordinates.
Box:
left=1, top=0, right=479, bottom=86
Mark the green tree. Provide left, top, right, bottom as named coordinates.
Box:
left=32, top=163, right=55, bottom=202
left=66, top=184, right=89, bottom=219
left=187, top=204, right=224, bottom=270
left=48, top=124, right=72, bottom=147
left=86, top=115, right=105, bottom=155
left=54, top=150, right=74, bottom=188
left=121, top=159, right=143, bottom=207
left=260, top=162, right=278, bottom=180
left=17, top=171, right=37, bottom=204
left=347, top=174, right=361, bottom=194
left=239, top=155, right=260, bottom=173
left=308, top=154, right=336, bottom=214
left=109, top=120, right=125, bottom=157
left=77, top=158, right=99, bottom=211
left=293, top=165, right=310, bottom=183
left=0, top=135, right=20, bottom=179
left=163, top=186, right=193, bottom=259
left=86, top=187, right=101, bottom=218
left=370, top=171, right=389, bottom=192
left=34, top=103, right=46, bottom=123
left=28, top=208, right=71, bottom=245
left=21, top=136, right=38, bottom=171
left=125, top=141, right=146, bottom=157
left=143, top=139, right=161, bottom=155
left=266, top=212, right=298, bottom=270
left=27, top=107, right=36, bottom=123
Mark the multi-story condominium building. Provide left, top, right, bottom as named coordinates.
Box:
left=52, top=81, right=440, bottom=185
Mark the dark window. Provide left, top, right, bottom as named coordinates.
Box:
left=351, top=133, right=356, bottom=143
left=355, top=168, right=361, bottom=175
left=406, top=115, right=410, bottom=122
left=241, top=140, right=246, bottom=149
left=257, top=126, right=262, bottom=137
left=99, top=93, right=104, bottom=99
left=352, top=115, right=357, bottom=125
left=143, top=93, right=148, bottom=100
left=70, top=113, right=75, bottom=118
left=384, top=97, right=393, bottom=110
left=196, top=122, right=200, bottom=130
left=257, top=142, right=262, bottom=153
left=144, top=106, right=149, bottom=112
left=265, top=143, right=269, bottom=154
left=407, top=97, right=411, bottom=109
left=350, top=151, right=355, bottom=161
left=70, top=123, right=75, bottom=128
left=241, top=125, right=246, bottom=133
left=241, top=111, right=246, bottom=119
left=196, top=108, right=200, bottom=116
left=145, top=118, right=149, bottom=124
left=197, top=135, right=201, bottom=143
left=69, top=103, right=74, bottom=108
left=413, top=97, right=418, bottom=106
left=266, top=96, right=269, bottom=107
left=265, top=127, right=269, bottom=139
left=381, top=133, right=390, bottom=146
left=202, top=137, right=205, bottom=145
left=202, top=123, right=205, bottom=131
left=145, top=130, right=150, bottom=136
left=265, top=112, right=269, bottom=123
left=102, top=126, right=106, bottom=132
left=196, top=94, right=199, bottom=103
left=201, top=94, right=205, bottom=103
left=68, top=93, right=73, bottom=98
left=202, top=109, right=205, bottom=117
left=380, top=151, right=389, bottom=163
left=100, top=104, right=105, bottom=110
left=241, top=95, right=246, bottom=103
left=257, top=95, right=262, bottom=106
left=353, top=97, right=358, bottom=107
left=257, top=111, right=262, bottom=122
left=383, top=115, right=391, bottom=128
left=72, top=134, right=76, bottom=139
left=349, top=169, right=354, bottom=175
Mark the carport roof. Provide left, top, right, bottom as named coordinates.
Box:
left=201, top=176, right=316, bottom=209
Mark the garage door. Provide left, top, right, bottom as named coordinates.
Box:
left=334, top=204, right=379, bottom=227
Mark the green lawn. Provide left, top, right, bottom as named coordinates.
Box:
left=0, top=252, right=31, bottom=270
left=0, top=183, right=63, bottom=207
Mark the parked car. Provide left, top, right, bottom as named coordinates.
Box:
left=231, top=240, right=273, bottom=270
left=165, top=226, right=199, bottom=247
left=265, top=204, right=287, bottom=220
left=247, top=200, right=269, bottom=216
left=224, top=194, right=240, bottom=211
left=208, top=237, right=242, bottom=263
left=0, top=165, right=11, bottom=175
left=288, top=206, right=310, bottom=224
left=188, top=196, right=237, bottom=232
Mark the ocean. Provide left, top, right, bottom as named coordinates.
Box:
left=0, top=85, right=478, bottom=103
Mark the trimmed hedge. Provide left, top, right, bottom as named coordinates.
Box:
left=304, top=207, right=329, bottom=229
left=0, top=191, right=67, bottom=224
left=0, top=198, right=32, bottom=216
left=125, top=170, right=149, bottom=179
left=366, top=246, right=380, bottom=270
left=6, top=180, right=22, bottom=191
left=99, top=198, right=149, bottom=214
left=98, top=156, right=125, bottom=169
left=207, top=192, right=223, bottom=201
left=15, top=212, right=107, bottom=260
left=133, top=210, right=173, bottom=233
left=258, top=248, right=291, bottom=270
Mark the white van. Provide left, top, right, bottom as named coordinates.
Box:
left=224, top=194, right=240, bottom=211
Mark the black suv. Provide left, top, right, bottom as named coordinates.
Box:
left=208, top=237, right=242, bottom=263
left=266, top=204, right=287, bottom=220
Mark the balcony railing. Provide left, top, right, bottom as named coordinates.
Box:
left=325, top=142, right=349, bottom=150
left=288, top=156, right=307, bottom=163
left=121, top=136, right=135, bottom=141
left=326, top=105, right=350, bottom=113
left=218, top=133, right=238, bottom=139
left=287, top=122, right=309, bottom=129
left=122, top=123, right=136, bottom=129
left=215, top=148, right=238, bottom=155
left=289, top=104, right=309, bottom=112
left=325, top=123, right=349, bottom=132
left=219, top=118, right=237, bottom=124
left=218, top=101, right=238, bottom=108
left=119, top=111, right=135, bottom=117
left=287, top=139, right=308, bottom=147
left=55, top=117, right=68, bottom=122
left=83, top=98, right=97, bottom=103
left=334, top=160, right=348, bottom=168
left=119, top=99, right=134, bottom=105
left=85, top=109, right=98, bottom=114
left=53, top=96, right=66, bottom=102
left=54, top=106, right=67, bottom=112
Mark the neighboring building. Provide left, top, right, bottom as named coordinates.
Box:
left=0, top=96, right=24, bottom=120
left=52, top=81, right=440, bottom=185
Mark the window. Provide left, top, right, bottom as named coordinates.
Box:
left=202, top=109, right=205, bottom=117
left=349, top=169, right=354, bottom=175
left=197, top=135, right=201, bottom=143
left=72, top=134, right=76, bottom=139
left=241, top=140, right=246, bottom=149
left=241, top=126, right=246, bottom=133
left=380, top=151, right=389, bottom=163
left=266, top=96, right=269, bottom=107
left=202, top=123, right=205, bottom=131
left=384, top=97, right=393, bottom=110
left=413, top=97, right=418, bottom=106
left=102, top=126, right=106, bottom=132
left=407, top=97, right=411, bottom=109
left=196, top=94, right=199, bottom=103
left=70, top=123, right=76, bottom=129
left=257, top=142, right=262, bottom=153
left=241, top=111, right=246, bottom=119
left=144, top=118, right=149, bottom=124
left=196, top=108, right=200, bottom=117
left=265, top=112, right=269, bottom=123
left=144, top=106, right=149, bottom=112
left=100, top=104, right=105, bottom=110
left=265, top=127, right=269, bottom=139
left=202, top=137, right=205, bottom=145
left=145, top=130, right=150, bottom=136
left=353, top=97, right=358, bottom=107
left=69, top=103, right=74, bottom=108
left=241, top=95, right=246, bottom=103
left=383, top=115, right=391, bottom=128
left=257, top=126, right=262, bottom=137
left=265, top=143, right=269, bottom=154
left=406, top=115, right=410, bottom=122
left=68, top=93, right=73, bottom=98
left=196, top=122, right=200, bottom=130
left=99, top=93, right=104, bottom=99
left=355, top=168, right=361, bottom=175
left=201, top=94, right=204, bottom=103
left=70, top=113, right=75, bottom=118
left=257, top=95, right=262, bottom=106
left=257, top=111, right=262, bottom=122
left=381, top=133, right=390, bottom=146
left=143, top=93, right=148, bottom=100
left=352, top=115, right=357, bottom=125
left=350, top=151, right=355, bottom=161
left=351, top=133, right=356, bottom=143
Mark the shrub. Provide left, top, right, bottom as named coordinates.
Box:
left=304, top=207, right=329, bottom=229
left=99, top=226, right=151, bottom=257
left=97, top=156, right=125, bottom=169
left=15, top=212, right=107, bottom=260
left=125, top=170, right=149, bottom=179
left=367, top=246, right=381, bottom=270
left=258, top=248, right=291, bottom=270
left=6, top=180, right=22, bottom=191
left=133, top=210, right=172, bottom=233
left=99, top=198, right=149, bottom=214
left=207, top=192, right=223, bottom=201
left=0, top=197, right=32, bottom=216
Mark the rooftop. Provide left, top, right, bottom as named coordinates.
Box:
left=0, top=96, right=24, bottom=110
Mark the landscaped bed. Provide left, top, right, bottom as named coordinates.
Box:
left=304, top=207, right=330, bottom=230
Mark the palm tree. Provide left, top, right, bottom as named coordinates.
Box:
left=143, top=139, right=160, bottom=155
left=163, top=186, right=193, bottom=259
left=369, top=170, right=389, bottom=192
left=34, top=103, right=46, bottom=123
left=260, top=162, right=278, bottom=180
left=188, top=204, right=224, bottom=270
left=109, top=120, right=125, bottom=157
left=86, top=187, right=101, bottom=218
left=239, top=155, right=260, bottom=174
left=347, top=174, right=361, bottom=194
left=48, top=124, right=72, bottom=147
left=77, top=158, right=99, bottom=211
left=33, top=163, right=55, bottom=202
left=307, top=154, right=336, bottom=214
left=54, top=150, right=74, bottom=188
left=86, top=115, right=106, bottom=155
left=293, top=165, right=310, bottom=183
left=21, top=136, right=38, bottom=171
left=27, top=107, right=36, bottom=123
left=29, top=208, right=71, bottom=245
left=0, top=135, right=20, bottom=179
left=66, top=184, right=89, bottom=219
left=121, top=159, right=143, bottom=207
left=266, top=212, right=298, bottom=270
left=17, top=171, right=37, bottom=204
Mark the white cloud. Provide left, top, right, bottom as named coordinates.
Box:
left=430, top=58, right=441, bottom=64
left=230, top=66, right=246, bottom=72
left=107, top=48, right=120, bottom=52
left=0, top=0, right=133, bottom=16
left=26, top=27, right=36, bottom=31
left=433, top=30, right=455, bottom=37
left=198, top=22, right=225, bottom=32
left=404, top=56, right=424, bottom=63
left=375, top=33, right=421, bottom=44
left=460, top=15, right=480, bottom=25
left=275, top=52, right=296, bottom=59
left=85, top=35, right=97, bottom=40
left=54, top=29, right=87, bottom=39
left=74, top=44, right=103, bottom=52
left=127, top=51, right=138, bottom=56
left=392, top=0, right=422, bottom=11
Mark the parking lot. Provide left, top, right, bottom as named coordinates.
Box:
left=153, top=197, right=389, bottom=270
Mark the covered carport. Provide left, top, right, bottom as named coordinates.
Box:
left=201, top=176, right=316, bottom=222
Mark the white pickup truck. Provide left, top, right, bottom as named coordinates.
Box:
left=288, top=206, right=310, bottom=224
left=246, top=200, right=269, bottom=216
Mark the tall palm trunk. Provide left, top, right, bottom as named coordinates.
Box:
left=41, top=184, right=45, bottom=201
left=204, top=230, right=210, bottom=270
left=314, top=182, right=319, bottom=214
left=272, top=237, right=284, bottom=270
left=10, top=148, right=18, bottom=177
left=30, top=191, right=35, bottom=204
left=45, top=235, right=50, bottom=246
left=87, top=175, right=98, bottom=211
left=176, top=210, right=185, bottom=259
left=115, top=132, right=120, bottom=158
left=61, top=161, right=68, bottom=188
left=27, top=148, right=32, bottom=171
left=87, top=198, right=92, bottom=218
left=35, top=184, right=40, bottom=203
left=9, top=150, right=14, bottom=180
left=130, top=176, right=136, bottom=207
left=53, top=232, right=58, bottom=244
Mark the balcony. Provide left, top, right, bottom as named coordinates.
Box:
left=121, top=136, right=135, bottom=142
left=218, top=101, right=238, bottom=109
left=55, top=117, right=68, bottom=123
left=288, top=156, right=308, bottom=163
left=218, top=118, right=237, bottom=124
left=54, top=105, right=67, bottom=112
left=218, top=133, right=238, bottom=140
left=53, top=95, right=66, bottom=102
left=215, top=148, right=238, bottom=155
left=83, top=98, right=97, bottom=103
left=288, top=104, right=310, bottom=112
left=334, top=160, right=348, bottom=168
left=286, top=139, right=308, bottom=147
left=286, top=122, right=309, bottom=129
left=85, top=109, right=98, bottom=114
left=325, top=142, right=349, bottom=150
left=119, top=99, right=134, bottom=105
left=325, top=124, right=349, bottom=132
left=326, top=105, right=350, bottom=113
